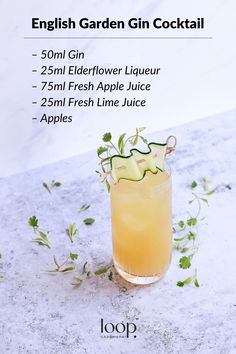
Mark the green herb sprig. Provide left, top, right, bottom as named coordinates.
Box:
left=42, top=180, right=61, bottom=194
left=97, top=127, right=148, bottom=191
left=46, top=253, right=78, bottom=273
left=66, top=223, right=78, bottom=243
left=28, top=216, right=51, bottom=249
left=177, top=269, right=199, bottom=288
left=174, top=178, right=215, bottom=287
left=72, top=261, right=91, bottom=288
left=27, top=197, right=95, bottom=288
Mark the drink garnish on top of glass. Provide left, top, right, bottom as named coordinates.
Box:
left=97, top=128, right=177, bottom=285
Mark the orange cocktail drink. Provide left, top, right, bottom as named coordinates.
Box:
left=111, top=168, right=172, bottom=284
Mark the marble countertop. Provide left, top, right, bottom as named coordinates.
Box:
left=0, top=110, right=236, bottom=354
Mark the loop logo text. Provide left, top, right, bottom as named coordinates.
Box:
left=100, top=318, right=137, bottom=338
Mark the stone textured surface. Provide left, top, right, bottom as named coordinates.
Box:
left=0, top=110, right=236, bottom=354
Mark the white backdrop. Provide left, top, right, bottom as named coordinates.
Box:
left=0, top=0, right=235, bottom=177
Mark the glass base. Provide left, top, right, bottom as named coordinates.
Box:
left=114, top=261, right=164, bottom=285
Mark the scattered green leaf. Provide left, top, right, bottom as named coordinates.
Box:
left=28, top=216, right=51, bottom=248
left=102, top=132, right=112, bottom=142
left=72, top=275, right=83, bottom=288
left=42, top=180, right=61, bottom=193
left=191, top=181, right=198, bottom=189
left=46, top=254, right=77, bottom=273
left=177, top=270, right=199, bottom=288
left=28, top=216, right=38, bottom=228
left=82, top=261, right=90, bottom=277
left=70, top=253, right=78, bottom=261
left=83, top=218, right=95, bottom=226
left=72, top=262, right=91, bottom=288
left=52, top=180, right=61, bottom=187
left=95, top=267, right=108, bottom=275
left=205, top=189, right=215, bottom=196
left=187, top=217, right=197, bottom=226
left=177, top=281, right=184, bottom=287
left=108, top=271, right=113, bottom=281
left=79, top=204, right=90, bottom=212
left=42, top=182, right=51, bottom=193
left=178, top=220, right=185, bottom=228
left=32, top=232, right=50, bottom=249
left=95, top=264, right=112, bottom=275
left=66, top=223, right=78, bottom=243
left=179, top=256, right=191, bottom=269
left=61, top=266, right=76, bottom=273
